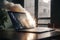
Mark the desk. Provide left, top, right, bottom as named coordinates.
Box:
left=37, top=31, right=60, bottom=40
left=16, top=27, right=60, bottom=40
left=0, top=27, right=60, bottom=40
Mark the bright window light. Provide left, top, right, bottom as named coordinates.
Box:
left=43, top=0, right=50, bottom=3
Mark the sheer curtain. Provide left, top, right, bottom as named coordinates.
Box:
left=24, top=0, right=35, bottom=17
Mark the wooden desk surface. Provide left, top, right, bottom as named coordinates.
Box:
left=37, top=31, right=60, bottom=40
left=17, top=27, right=60, bottom=40
left=0, top=27, right=60, bottom=40
left=17, top=31, right=60, bottom=40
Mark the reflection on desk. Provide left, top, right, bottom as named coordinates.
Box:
left=16, top=27, right=60, bottom=40
left=37, top=31, right=60, bottom=40
left=17, top=31, right=60, bottom=40
left=17, top=32, right=36, bottom=40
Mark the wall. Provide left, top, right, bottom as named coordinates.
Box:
left=51, top=0, right=60, bottom=28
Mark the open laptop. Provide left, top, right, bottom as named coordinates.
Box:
left=19, top=27, right=54, bottom=33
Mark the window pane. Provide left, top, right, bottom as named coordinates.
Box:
left=38, top=0, right=51, bottom=17
left=24, top=0, right=35, bottom=16
left=38, top=19, right=50, bottom=24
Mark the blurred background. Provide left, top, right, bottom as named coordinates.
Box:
left=0, top=0, right=60, bottom=40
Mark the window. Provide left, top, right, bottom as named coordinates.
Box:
left=24, top=0, right=51, bottom=27
left=24, top=0, right=35, bottom=16
left=38, top=0, right=51, bottom=27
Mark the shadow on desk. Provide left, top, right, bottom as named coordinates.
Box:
left=0, top=30, right=18, bottom=40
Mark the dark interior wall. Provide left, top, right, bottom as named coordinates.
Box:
left=51, top=0, right=60, bottom=28
left=12, top=0, right=24, bottom=7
